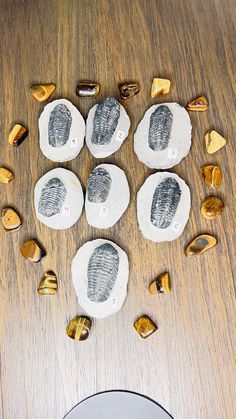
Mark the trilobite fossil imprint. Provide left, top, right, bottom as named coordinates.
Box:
left=87, top=167, right=112, bottom=204
left=151, top=177, right=181, bottom=229
left=38, top=177, right=67, bottom=217
left=91, top=97, right=121, bottom=145
left=87, top=243, right=119, bottom=303
left=148, top=105, right=173, bottom=151
left=48, top=104, right=72, bottom=147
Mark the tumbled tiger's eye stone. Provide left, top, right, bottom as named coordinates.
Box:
left=30, top=84, right=56, bottom=102
left=20, top=239, right=46, bottom=262
left=1, top=208, right=21, bottom=232
left=149, top=272, right=171, bottom=294
left=66, top=316, right=91, bottom=341
left=205, top=130, right=226, bottom=154
left=37, top=271, right=58, bottom=295
left=8, top=124, right=28, bottom=146
left=185, top=234, right=217, bottom=257
left=200, top=165, right=222, bottom=190
left=76, top=81, right=100, bottom=97
left=134, top=315, right=157, bottom=339
left=151, top=78, right=171, bottom=98
left=118, top=82, right=140, bottom=100
left=0, top=167, right=14, bottom=183
left=201, top=196, right=224, bottom=220
left=187, top=96, right=208, bottom=111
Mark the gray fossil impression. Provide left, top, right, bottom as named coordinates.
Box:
left=91, top=97, right=120, bottom=145
left=87, top=243, right=119, bottom=303
left=87, top=167, right=112, bottom=204
left=48, top=104, right=72, bottom=147
left=148, top=105, right=173, bottom=151
left=151, top=177, right=181, bottom=229
left=38, top=177, right=67, bottom=217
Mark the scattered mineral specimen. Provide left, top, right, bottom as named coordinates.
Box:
left=0, top=167, right=14, bottom=183
left=20, top=239, right=46, bottom=262
left=8, top=124, right=28, bottom=146
left=205, top=130, right=227, bottom=154
left=187, top=96, right=208, bottom=111
left=37, top=271, right=58, bottom=295
left=200, top=165, right=222, bottom=190
left=66, top=316, right=91, bottom=341
left=134, top=315, right=157, bottom=339
left=151, top=78, right=171, bottom=98
left=30, top=84, right=56, bottom=102
left=1, top=208, right=21, bottom=232
left=118, top=82, right=140, bottom=100
left=200, top=196, right=224, bottom=220
left=76, top=81, right=100, bottom=97
left=149, top=272, right=171, bottom=294
left=184, top=234, right=217, bottom=256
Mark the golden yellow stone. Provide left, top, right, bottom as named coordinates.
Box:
left=20, top=239, right=46, bottom=262
left=201, top=196, right=224, bottom=220
left=151, top=78, right=171, bottom=98
left=205, top=130, right=227, bottom=154
left=8, top=124, right=28, bottom=146
left=66, top=316, right=91, bottom=341
left=185, top=234, right=217, bottom=257
left=200, top=165, right=222, bottom=190
left=37, top=271, right=58, bottom=295
left=76, top=81, right=100, bottom=98
left=118, top=82, right=140, bottom=100
left=187, top=95, right=208, bottom=111
left=133, top=315, right=157, bottom=339
left=149, top=272, right=171, bottom=294
left=1, top=208, right=21, bottom=232
left=30, top=84, right=56, bottom=102
left=0, top=167, right=14, bottom=184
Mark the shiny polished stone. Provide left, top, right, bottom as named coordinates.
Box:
left=66, top=316, right=91, bottom=341
left=149, top=272, right=171, bottom=294
left=201, top=196, right=224, bottom=220
left=118, top=82, right=140, bottom=99
left=20, top=239, right=46, bottom=262
left=37, top=271, right=58, bottom=295
left=0, top=167, right=14, bottom=184
left=76, top=82, right=100, bottom=97
left=8, top=124, right=28, bottom=146
left=187, top=95, right=208, bottom=111
left=1, top=207, right=21, bottom=232
left=151, top=78, right=171, bottom=97
left=205, top=130, right=226, bottom=154
left=31, top=84, right=56, bottom=102
left=185, top=234, right=217, bottom=256
left=200, top=165, right=222, bottom=190
left=134, top=315, right=157, bottom=339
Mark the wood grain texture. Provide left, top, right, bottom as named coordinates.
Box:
left=0, top=0, right=235, bottom=418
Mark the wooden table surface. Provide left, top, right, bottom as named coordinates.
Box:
left=0, top=0, right=235, bottom=418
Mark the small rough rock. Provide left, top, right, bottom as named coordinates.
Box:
left=37, top=271, right=58, bottom=295
left=20, top=239, right=46, bottom=262
left=201, top=196, right=224, bottom=220
left=151, top=78, right=171, bottom=98
left=205, top=130, right=227, bottom=154
left=185, top=234, right=217, bottom=256
left=201, top=165, right=222, bottom=190
left=1, top=208, right=21, bottom=232
left=134, top=315, right=157, bottom=339
left=66, top=316, right=91, bottom=341
left=118, top=82, right=140, bottom=100
left=0, top=167, right=14, bottom=183
left=149, top=272, right=171, bottom=294
left=187, top=96, right=208, bottom=111
left=8, top=124, right=28, bottom=146
left=31, top=84, right=56, bottom=102
left=76, top=81, right=100, bottom=97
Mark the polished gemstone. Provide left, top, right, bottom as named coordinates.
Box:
left=37, top=271, right=58, bottom=295
left=185, top=234, right=217, bottom=256
left=1, top=208, right=21, bottom=232
left=149, top=272, right=171, bottom=294
left=200, top=165, right=222, bottom=189
left=8, top=124, right=28, bottom=146
left=66, top=316, right=91, bottom=341
left=76, top=82, right=100, bottom=97
left=134, top=315, right=157, bottom=339
left=187, top=95, right=208, bottom=111
left=20, top=239, right=46, bottom=262
left=30, top=84, right=55, bottom=102
left=201, top=196, right=224, bottom=220
left=151, top=78, right=171, bottom=98
left=0, top=167, right=14, bottom=183
left=205, top=130, right=226, bottom=154
left=118, top=82, right=140, bottom=100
